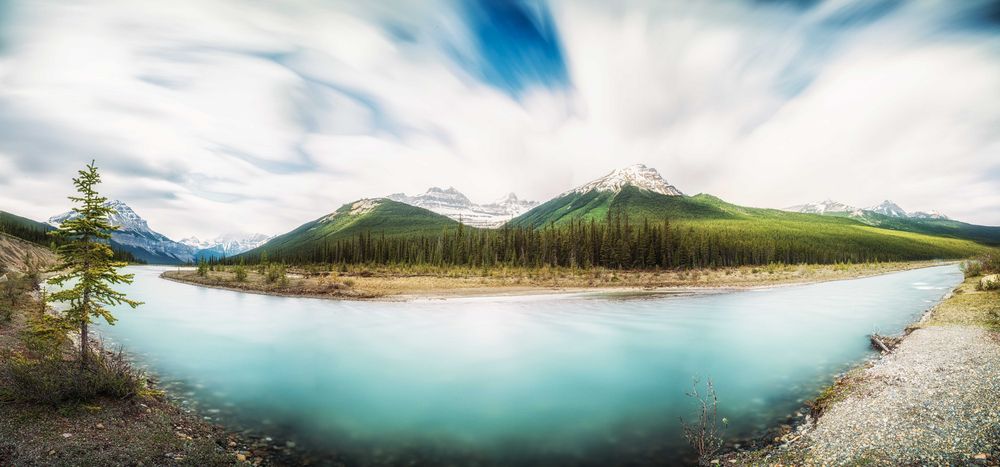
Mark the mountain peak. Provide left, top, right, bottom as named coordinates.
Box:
left=387, top=187, right=538, bottom=228
left=49, top=199, right=151, bottom=233
left=867, top=200, right=907, bottom=218
left=48, top=200, right=195, bottom=264
left=568, top=164, right=684, bottom=196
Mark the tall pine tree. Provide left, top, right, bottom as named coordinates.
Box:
left=48, top=161, right=142, bottom=368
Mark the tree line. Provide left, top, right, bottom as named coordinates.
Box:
left=233, top=209, right=968, bottom=269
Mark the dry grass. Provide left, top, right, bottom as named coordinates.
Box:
left=922, top=277, right=1000, bottom=330
left=163, top=261, right=946, bottom=300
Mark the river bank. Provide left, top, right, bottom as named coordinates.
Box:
left=0, top=286, right=287, bottom=465
left=721, top=274, right=1000, bottom=466
left=161, top=260, right=947, bottom=301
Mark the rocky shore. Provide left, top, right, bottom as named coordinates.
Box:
left=723, top=275, right=1000, bottom=466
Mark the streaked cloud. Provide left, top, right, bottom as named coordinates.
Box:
left=0, top=0, right=997, bottom=239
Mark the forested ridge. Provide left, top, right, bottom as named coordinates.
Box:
left=238, top=208, right=988, bottom=269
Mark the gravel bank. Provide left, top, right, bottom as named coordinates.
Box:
left=727, top=277, right=1000, bottom=466
left=802, top=325, right=999, bottom=465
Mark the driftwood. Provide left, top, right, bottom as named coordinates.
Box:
left=870, top=333, right=902, bottom=353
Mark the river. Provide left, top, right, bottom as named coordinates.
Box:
left=96, top=264, right=962, bottom=465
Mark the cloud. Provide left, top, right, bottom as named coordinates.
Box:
left=0, top=0, right=998, bottom=239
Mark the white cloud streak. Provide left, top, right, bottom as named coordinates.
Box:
left=0, top=0, right=998, bottom=239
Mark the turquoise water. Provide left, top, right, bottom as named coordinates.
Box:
left=98, top=265, right=961, bottom=465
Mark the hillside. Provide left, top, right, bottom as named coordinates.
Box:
left=782, top=199, right=1000, bottom=246
left=243, top=199, right=460, bottom=260
left=0, top=232, right=56, bottom=273
left=0, top=210, right=56, bottom=246
left=508, top=187, right=988, bottom=263
left=841, top=212, right=1000, bottom=246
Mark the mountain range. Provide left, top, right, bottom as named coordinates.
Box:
left=47, top=200, right=268, bottom=264
left=785, top=199, right=948, bottom=220
left=3, top=164, right=998, bottom=265
left=180, top=233, right=273, bottom=261
left=242, top=164, right=1000, bottom=262
left=387, top=187, right=537, bottom=228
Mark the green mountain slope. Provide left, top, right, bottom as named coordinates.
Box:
left=245, top=198, right=460, bottom=258
left=509, top=187, right=993, bottom=260
left=829, top=212, right=1000, bottom=246
left=0, top=210, right=56, bottom=245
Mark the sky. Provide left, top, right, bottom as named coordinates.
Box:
left=0, top=0, right=998, bottom=239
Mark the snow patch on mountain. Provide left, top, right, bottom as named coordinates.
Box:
left=388, top=188, right=538, bottom=228
left=784, top=199, right=950, bottom=221
left=866, top=200, right=908, bottom=218
left=784, top=199, right=856, bottom=215
left=49, top=200, right=195, bottom=264
left=349, top=198, right=383, bottom=216
left=909, top=210, right=949, bottom=220
left=566, top=164, right=683, bottom=196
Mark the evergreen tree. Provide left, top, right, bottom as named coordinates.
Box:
left=47, top=161, right=142, bottom=369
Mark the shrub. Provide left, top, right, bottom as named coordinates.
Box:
left=0, top=302, right=11, bottom=324
left=234, top=264, right=248, bottom=282
left=0, top=344, right=144, bottom=405
left=680, top=377, right=728, bottom=466
left=962, top=260, right=983, bottom=278
left=265, top=263, right=287, bottom=285
left=1, top=274, right=23, bottom=307
left=980, top=250, right=1000, bottom=274
left=196, top=260, right=209, bottom=277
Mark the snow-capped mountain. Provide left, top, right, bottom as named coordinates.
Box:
left=866, top=200, right=908, bottom=218
left=387, top=187, right=538, bottom=228
left=783, top=199, right=951, bottom=221
left=566, top=164, right=684, bottom=196
left=180, top=233, right=273, bottom=260
left=784, top=199, right=856, bottom=215
left=909, top=210, right=949, bottom=220
left=49, top=200, right=195, bottom=264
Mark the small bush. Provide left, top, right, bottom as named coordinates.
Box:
left=0, top=345, right=145, bottom=405
left=962, top=260, right=983, bottom=278
left=680, top=377, right=727, bottom=466
left=234, top=264, right=248, bottom=282
left=196, top=260, right=209, bottom=277
left=0, top=303, right=12, bottom=324
left=981, top=250, right=1000, bottom=274
left=265, top=263, right=287, bottom=285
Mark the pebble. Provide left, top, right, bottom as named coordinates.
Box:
left=61, top=433, right=72, bottom=438
left=95, top=423, right=104, bottom=429
left=236, top=453, right=247, bottom=462
left=792, top=327, right=1000, bottom=464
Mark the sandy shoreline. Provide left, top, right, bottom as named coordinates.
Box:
left=159, top=260, right=954, bottom=302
